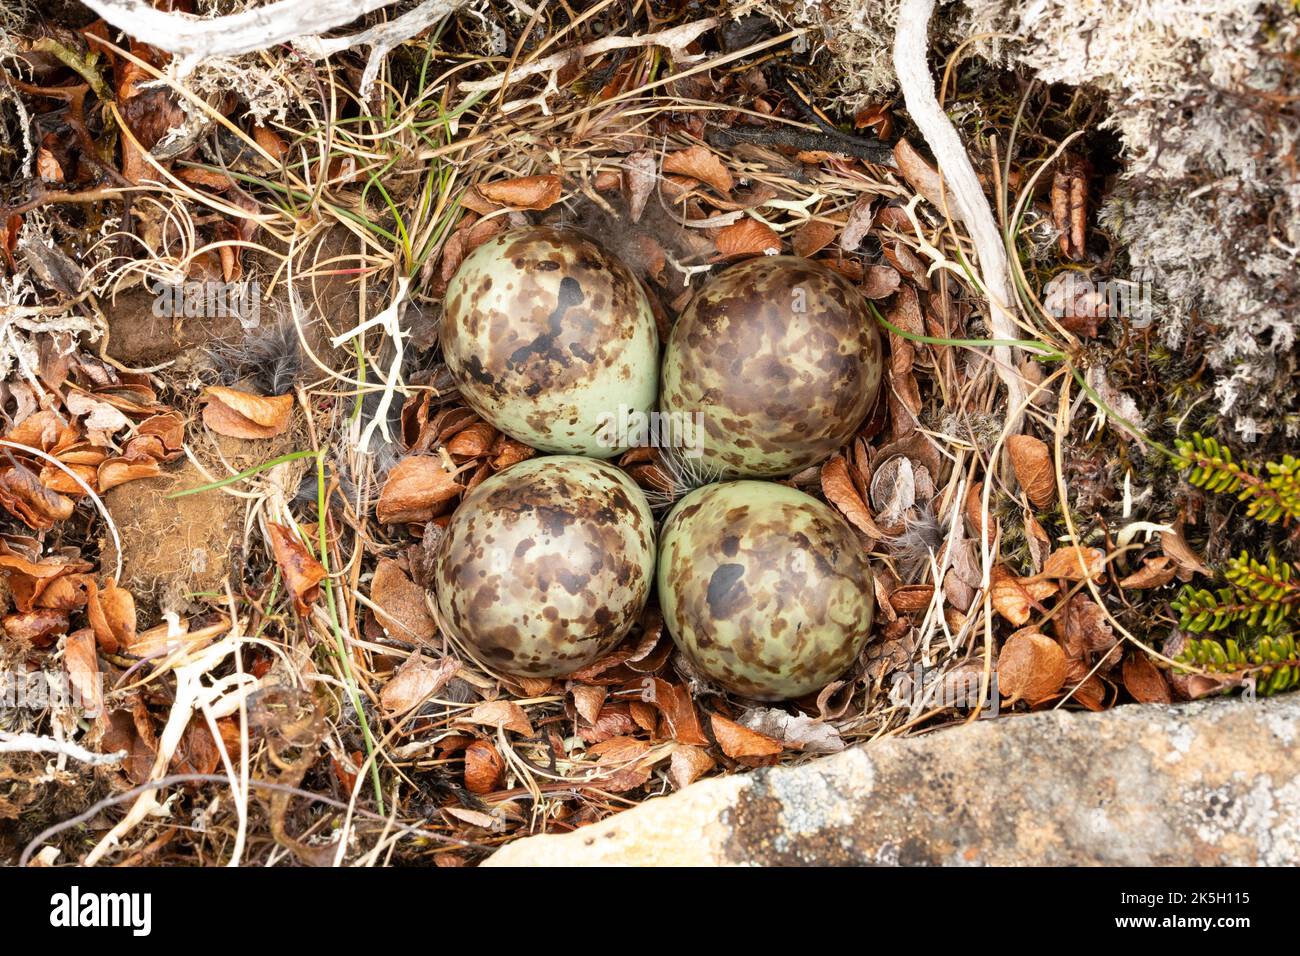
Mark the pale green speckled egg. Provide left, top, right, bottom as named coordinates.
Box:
left=660, top=256, right=882, bottom=478
left=441, top=227, right=659, bottom=457
left=657, top=481, right=874, bottom=701
left=434, top=456, right=656, bottom=678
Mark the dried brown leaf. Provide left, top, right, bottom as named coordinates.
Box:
left=662, top=145, right=733, bottom=194
left=572, top=684, right=607, bottom=726
left=821, top=455, right=888, bottom=539
left=376, top=456, right=462, bottom=524
left=713, top=218, right=780, bottom=259
left=1120, top=555, right=1177, bottom=590
left=201, top=387, right=293, bottom=439
left=645, top=677, right=708, bottom=746
left=1039, top=545, right=1105, bottom=582
left=998, top=630, right=1067, bottom=705
left=266, top=522, right=326, bottom=614
left=477, top=174, right=563, bottom=210
left=1122, top=652, right=1172, bottom=704
left=710, top=712, right=782, bottom=759
left=461, top=699, right=534, bottom=737
left=86, top=579, right=136, bottom=655
left=990, top=566, right=1056, bottom=626
left=792, top=219, right=836, bottom=258
left=463, top=739, right=505, bottom=794
left=668, top=744, right=715, bottom=790
left=371, top=558, right=437, bottom=643
left=1007, top=434, right=1056, bottom=508
left=894, top=138, right=945, bottom=208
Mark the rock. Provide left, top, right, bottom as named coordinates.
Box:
left=486, top=696, right=1300, bottom=865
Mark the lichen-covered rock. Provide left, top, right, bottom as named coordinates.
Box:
left=659, top=256, right=881, bottom=478
left=441, top=227, right=659, bottom=457
left=433, top=456, right=655, bottom=677
left=657, top=481, right=874, bottom=700
left=486, top=695, right=1300, bottom=866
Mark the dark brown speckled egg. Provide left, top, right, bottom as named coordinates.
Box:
left=657, top=481, right=874, bottom=700
left=660, top=256, right=882, bottom=477
left=441, top=227, right=659, bottom=457
left=434, top=456, right=655, bottom=678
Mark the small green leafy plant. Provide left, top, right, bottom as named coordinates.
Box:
left=1171, top=433, right=1300, bottom=695
left=1173, top=432, right=1300, bottom=526
left=1176, top=631, right=1300, bottom=697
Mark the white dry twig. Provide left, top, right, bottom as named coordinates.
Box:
left=82, top=0, right=462, bottom=93
left=458, top=16, right=721, bottom=108
left=0, top=731, right=125, bottom=767
left=893, top=0, right=1028, bottom=431
left=80, top=0, right=412, bottom=58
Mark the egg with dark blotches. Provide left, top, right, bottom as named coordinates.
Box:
left=660, top=256, right=882, bottom=477
left=434, top=456, right=655, bottom=678
left=657, top=481, right=874, bottom=701
left=441, top=227, right=659, bottom=457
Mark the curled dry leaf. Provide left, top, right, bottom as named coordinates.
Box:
left=1119, top=555, right=1177, bottom=590
left=572, top=684, right=607, bottom=726
left=64, top=629, right=104, bottom=722
left=990, top=566, right=1056, bottom=626
left=998, top=630, right=1068, bottom=705
left=460, top=699, right=534, bottom=737
left=376, top=456, right=462, bottom=524
left=893, top=138, right=945, bottom=209
left=489, top=435, right=535, bottom=471
left=202, top=386, right=293, bottom=439
left=661, top=145, right=734, bottom=194
left=713, top=218, right=780, bottom=259
left=1039, top=545, right=1105, bottom=582
left=380, top=655, right=459, bottom=716
left=445, top=421, right=498, bottom=458
left=889, top=584, right=934, bottom=613
left=580, top=703, right=639, bottom=744
left=266, top=522, right=326, bottom=614
left=370, top=558, right=437, bottom=643
left=1122, top=651, right=1172, bottom=705
left=668, top=744, right=715, bottom=790
left=862, top=265, right=901, bottom=299
left=624, top=149, right=657, bottom=223
left=1068, top=675, right=1109, bottom=712
left=98, top=456, right=162, bottom=492
left=1161, top=522, right=1212, bottom=581
left=1051, top=156, right=1088, bottom=260
left=1060, top=594, right=1117, bottom=659
left=839, top=195, right=875, bottom=252
left=821, top=454, right=888, bottom=539
left=644, top=677, right=708, bottom=746
left=964, top=480, right=996, bottom=546
left=793, top=219, right=836, bottom=258
left=476, top=174, right=563, bottom=210
left=740, top=708, right=844, bottom=753
left=463, top=739, right=505, bottom=795
left=710, top=712, right=782, bottom=759
left=86, top=579, right=136, bottom=654
left=0, top=464, right=74, bottom=529
left=1007, top=434, right=1056, bottom=508
left=4, top=608, right=69, bottom=646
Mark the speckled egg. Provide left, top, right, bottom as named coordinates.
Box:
left=660, top=256, right=882, bottom=477
left=434, top=456, right=655, bottom=678
left=441, top=227, right=659, bottom=457
left=657, top=481, right=874, bottom=700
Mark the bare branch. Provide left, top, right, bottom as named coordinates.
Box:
left=893, top=0, right=1028, bottom=430
left=79, top=0, right=410, bottom=59
left=0, top=731, right=125, bottom=767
